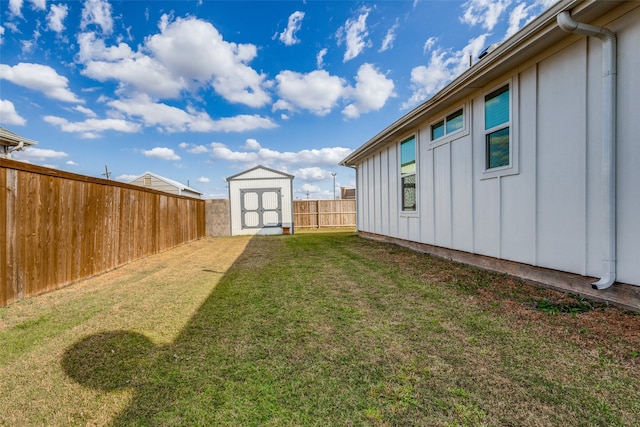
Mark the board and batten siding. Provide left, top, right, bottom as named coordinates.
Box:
left=354, top=4, right=640, bottom=287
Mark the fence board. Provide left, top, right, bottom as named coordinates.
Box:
left=0, top=158, right=206, bottom=307
left=293, top=200, right=356, bottom=229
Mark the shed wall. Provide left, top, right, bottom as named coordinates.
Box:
left=228, top=177, right=294, bottom=236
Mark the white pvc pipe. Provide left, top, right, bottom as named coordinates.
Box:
left=557, top=11, right=617, bottom=290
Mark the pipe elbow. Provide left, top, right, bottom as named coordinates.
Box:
left=592, top=273, right=616, bottom=290
left=557, top=11, right=578, bottom=32
left=8, top=141, right=24, bottom=154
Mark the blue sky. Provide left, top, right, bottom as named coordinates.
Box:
left=1, top=0, right=556, bottom=199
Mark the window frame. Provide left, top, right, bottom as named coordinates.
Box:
left=399, top=134, right=418, bottom=214
left=481, top=80, right=519, bottom=179
left=429, top=107, right=466, bottom=145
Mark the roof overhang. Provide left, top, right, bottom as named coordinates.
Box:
left=0, top=127, right=38, bottom=148
left=340, top=0, right=624, bottom=167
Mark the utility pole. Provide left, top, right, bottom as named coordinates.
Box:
left=331, top=172, right=337, bottom=200
left=102, top=164, right=111, bottom=179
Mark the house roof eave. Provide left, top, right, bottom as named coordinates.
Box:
left=0, top=127, right=38, bottom=147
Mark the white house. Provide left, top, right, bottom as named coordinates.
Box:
left=341, top=0, right=640, bottom=308
left=0, top=127, right=37, bottom=159
left=227, top=165, right=294, bottom=236
left=129, top=171, right=203, bottom=199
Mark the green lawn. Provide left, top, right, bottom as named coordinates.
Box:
left=1, top=233, right=639, bottom=426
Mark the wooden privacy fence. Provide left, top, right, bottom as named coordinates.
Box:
left=1, top=159, right=206, bottom=307
left=293, top=199, right=356, bottom=229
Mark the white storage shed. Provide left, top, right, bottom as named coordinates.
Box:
left=340, top=0, right=640, bottom=308
left=226, top=165, right=294, bottom=236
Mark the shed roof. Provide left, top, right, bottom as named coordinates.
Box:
left=130, top=171, right=203, bottom=195
left=226, top=165, right=294, bottom=181
left=0, top=127, right=38, bottom=148
left=340, top=0, right=622, bottom=167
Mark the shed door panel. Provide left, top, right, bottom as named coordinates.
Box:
left=240, top=188, right=282, bottom=229
left=243, top=192, right=259, bottom=210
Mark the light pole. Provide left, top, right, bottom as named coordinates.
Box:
left=331, top=172, right=337, bottom=200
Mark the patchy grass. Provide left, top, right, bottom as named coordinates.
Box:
left=1, top=232, right=639, bottom=426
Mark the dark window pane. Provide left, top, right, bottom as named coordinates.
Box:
left=446, top=109, right=463, bottom=133
left=431, top=121, right=444, bottom=140
left=402, top=174, right=416, bottom=211
left=486, top=127, right=510, bottom=169
left=485, top=85, right=509, bottom=130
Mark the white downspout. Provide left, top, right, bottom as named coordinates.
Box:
left=557, top=11, right=617, bottom=290
left=7, top=141, right=24, bottom=159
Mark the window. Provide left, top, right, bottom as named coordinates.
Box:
left=484, top=85, right=510, bottom=169
left=144, top=177, right=151, bottom=185
left=430, top=108, right=463, bottom=141
left=400, top=136, right=416, bottom=211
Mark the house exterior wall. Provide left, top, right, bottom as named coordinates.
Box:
left=228, top=168, right=294, bottom=236
left=354, top=4, right=640, bottom=287
left=130, top=175, right=180, bottom=196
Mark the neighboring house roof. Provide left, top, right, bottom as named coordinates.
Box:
left=340, top=0, right=620, bottom=166
left=226, top=164, right=295, bottom=181
left=0, top=127, right=37, bottom=148
left=130, top=171, right=203, bottom=196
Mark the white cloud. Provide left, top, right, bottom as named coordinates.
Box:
left=403, top=34, right=488, bottom=109
left=0, top=63, right=83, bottom=103
left=243, top=138, right=261, bottom=150
left=0, top=99, right=26, bottom=125
left=380, top=21, right=398, bottom=52
left=66, top=160, right=78, bottom=165
left=342, top=63, right=395, bottom=119
left=505, top=3, right=529, bottom=39
left=210, top=141, right=352, bottom=169
left=78, top=32, right=184, bottom=99
left=47, top=3, right=69, bottom=33
left=275, top=69, right=346, bottom=116
left=296, top=183, right=323, bottom=199
left=293, top=167, right=329, bottom=181
left=279, top=11, right=305, bottom=46
left=423, top=36, right=438, bottom=54
left=9, top=0, right=23, bottom=17
left=107, top=95, right=276, bottom=133
left=179, top=143, right=209, bottom=154
left=316, top=48, right=328, bottom=69
left=197, top=176, right=210, bottom=183
left=116, top=174, right=138, bottom=182
left=461, top=0, right=511, bottom=31
left=142, top=147, right=180, bottom=161
left=0, top=26, right=4, bottom=45
left=337, top=7, right=371, bottom=62
left=30, top=0, right=46, bottom=11
left=73, top=105, right=97, bottom=117
left=78, top=15, right=271, bottom=107
left=44, top=115, right=141, bottom=137
left=147, top=15, right=270, bottom=107
left=210, top=114, right=278, bottom=133
left=81, top=0, right=114, bottom=34
left=12, top=147, right=68, bottom=162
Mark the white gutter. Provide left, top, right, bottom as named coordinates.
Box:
left=557, top=11, right=617, bottom=290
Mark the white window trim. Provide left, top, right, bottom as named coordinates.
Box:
left=399, top=133, right=419, bottom=216
left=481, top=78, right=519, bottom=180
left=428, top=103, right=470, bottom=150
